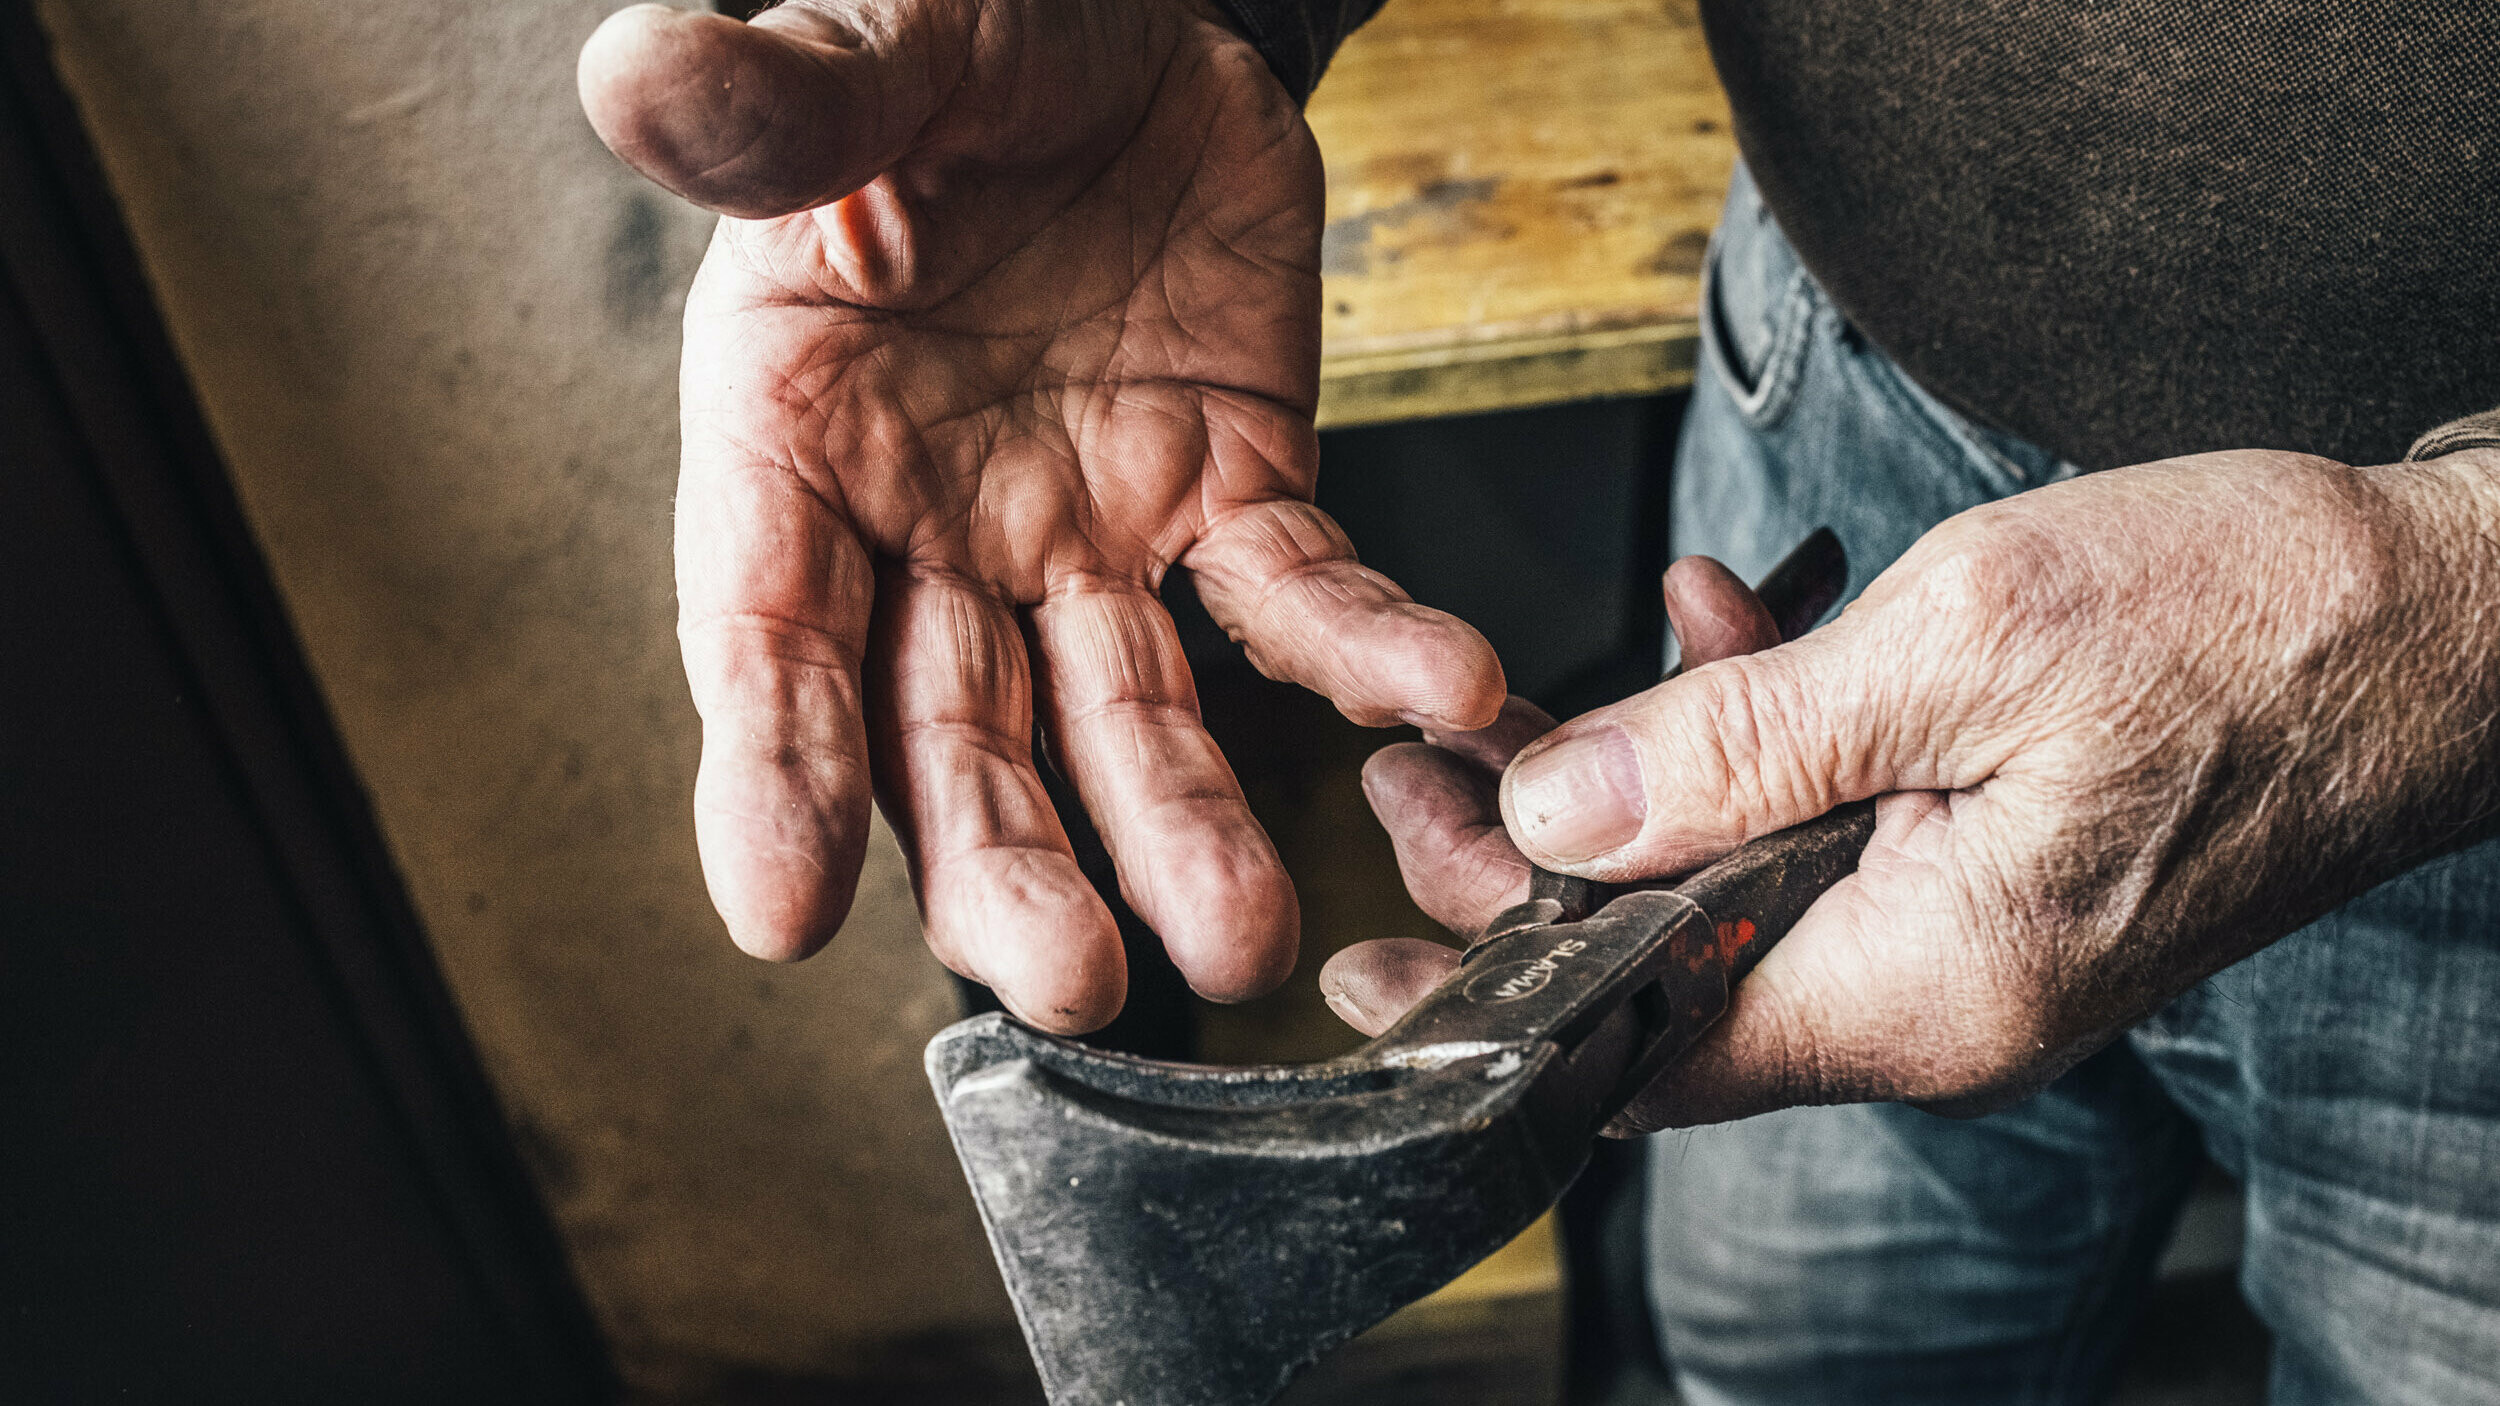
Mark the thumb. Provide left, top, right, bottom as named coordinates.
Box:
left=1499, top=625, right=1914, bottom=881
left=578, top=2, right=957, bottom=218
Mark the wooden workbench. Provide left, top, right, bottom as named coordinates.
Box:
left=1307, top=0, right=1736, bottom=427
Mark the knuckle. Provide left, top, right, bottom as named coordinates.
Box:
left=1667, top=656, right=1838, bottom=830
left=1649, top=668, right=1757, bottom=830
left=1880, top=511, right=2069, bottom=760
left=1900, top=512, right=2043, bottom=629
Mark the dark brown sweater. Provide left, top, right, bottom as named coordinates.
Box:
left=1229, top=0, right=2500, bottom=470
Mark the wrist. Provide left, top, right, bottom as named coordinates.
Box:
left=2351, top=449, right=2500, bottom=846
left=2365, top=446, right=2500, bottom=590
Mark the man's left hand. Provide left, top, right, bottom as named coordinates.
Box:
left=1323, top=449, right=2500, bottom=1129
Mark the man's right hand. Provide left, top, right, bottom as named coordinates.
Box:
left=578, top=1, right=1504, bottom=1032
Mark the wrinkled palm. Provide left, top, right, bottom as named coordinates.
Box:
left=581, top=0, right=1503, bottom=1028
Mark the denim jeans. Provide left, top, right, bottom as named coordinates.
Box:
left=1644, top=165, right=2500, bottom=1406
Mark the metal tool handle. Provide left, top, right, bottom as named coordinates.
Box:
left=1382, top=795, right=1875, bottom=1126
left=1594, top=798, right=1876, bottom=1114
left=1675, top=798, right=1878, bottom=985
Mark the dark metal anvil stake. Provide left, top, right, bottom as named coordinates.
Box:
left=925, top=530, right=1865, bottom=1406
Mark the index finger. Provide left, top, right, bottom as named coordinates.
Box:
left=1185, top=499, right=1507, bottom=732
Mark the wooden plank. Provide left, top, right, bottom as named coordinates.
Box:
left=1308, top=0, right=1734, bottom=425
left=1317, top=319, right=1698, bottom=427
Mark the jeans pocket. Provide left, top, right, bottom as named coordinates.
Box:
left=1701, top=242, right=1816, bottom=431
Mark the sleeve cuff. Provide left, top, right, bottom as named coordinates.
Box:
left=2407, top=408, right=2500, bottom=462
left=1206, top=0, right=1389, bottom=104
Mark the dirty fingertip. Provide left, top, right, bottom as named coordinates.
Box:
left=998, top=979, right=1125, bottom=1037
left=965, top=901, right=1127, bottom=1035
left=1320, top=938, right=1462, bottom=1036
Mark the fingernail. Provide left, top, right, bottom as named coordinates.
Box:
left=1321, top=985, right=1369, bottom=1028
left=1506, top=725, right=1645, bottom=863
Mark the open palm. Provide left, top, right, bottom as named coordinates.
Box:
left=581, top=0, right=1503, bottom=1029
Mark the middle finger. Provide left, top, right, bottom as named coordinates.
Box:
left=866, top=562, right=1125, bottom=1032
left=1028, top=579, right=1300, bottom=1002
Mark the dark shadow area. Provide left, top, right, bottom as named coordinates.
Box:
left=1316, top=396, right=1679, bottom=714
left=2115, top=1270, right=2272, bottom=1406
left=0, top=4, right=613, bottom=1399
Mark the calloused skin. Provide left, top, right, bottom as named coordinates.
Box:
left=577, top=0, right=1502, bottom=1031
left=1328, top=453, right=2500, bottom=1129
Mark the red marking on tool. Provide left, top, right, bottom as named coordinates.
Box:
left=1713, top=918, right=1757, bottom=962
